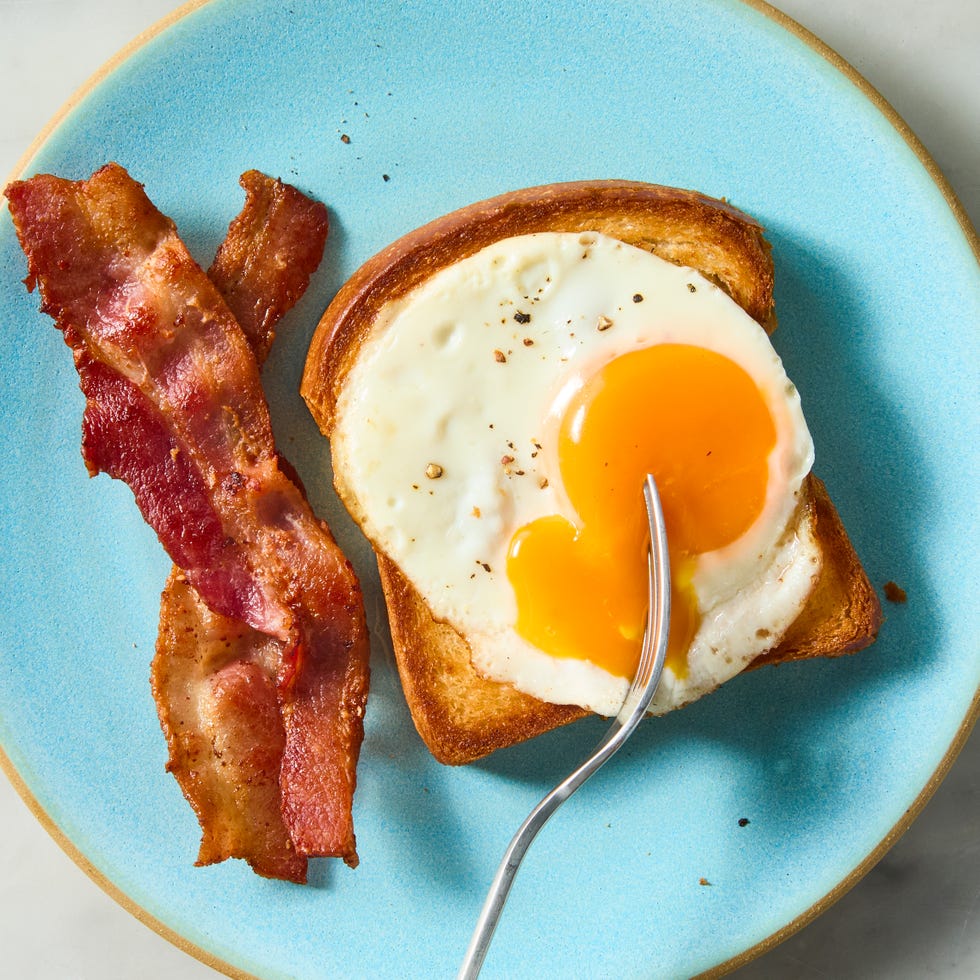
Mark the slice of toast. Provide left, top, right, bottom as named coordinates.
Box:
left=302, top=180, right=882, bottom=765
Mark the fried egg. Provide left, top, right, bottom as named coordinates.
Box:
left=331, top=231, right=821, bottom=716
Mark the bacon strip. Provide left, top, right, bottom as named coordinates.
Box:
left=6, top=164, right=369, bottom=869
left=208, top=169, right=330, bottom=363
left=150, top=172, right=330, bottom=881
left=156, top=573, right=306, bottom=881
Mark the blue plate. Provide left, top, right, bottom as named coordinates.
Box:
left=1, top=1, right=977, bottom=977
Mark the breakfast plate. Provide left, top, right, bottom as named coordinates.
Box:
left=0, top=0, right=977, bottom=977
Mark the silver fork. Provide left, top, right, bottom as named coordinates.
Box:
left=457, top=473, right=672, bottom=979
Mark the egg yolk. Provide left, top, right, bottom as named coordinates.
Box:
left=506, top=343, right=776, bottom=680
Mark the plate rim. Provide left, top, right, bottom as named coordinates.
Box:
left=1, top=1, right=977, bottom=978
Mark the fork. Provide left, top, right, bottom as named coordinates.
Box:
left=457, top=473, right=672, bottom=979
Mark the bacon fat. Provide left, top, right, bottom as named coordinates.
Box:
left=6, top=164, right=369, bottom=872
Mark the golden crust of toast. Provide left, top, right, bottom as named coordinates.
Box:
left=303, top=180, right=777, bottom=432
left=302, top=180, right=882, bottom=765
left=377, top=553, right=587, bottom=765
left=751, top=475, right=883, bottom=668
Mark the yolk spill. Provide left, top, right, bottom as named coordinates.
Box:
left=507, top=343, right=776, bottom=679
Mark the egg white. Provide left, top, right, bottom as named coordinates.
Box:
left=331, top=231, right=821, bottom=716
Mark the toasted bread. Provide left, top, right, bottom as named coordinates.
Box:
left=302, top=180, right=882, bottom=765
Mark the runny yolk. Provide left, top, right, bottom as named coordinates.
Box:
left=506, top=343, right=776, bottom=680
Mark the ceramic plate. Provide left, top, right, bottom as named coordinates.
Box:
left=0, top=1, right=977, bottom=977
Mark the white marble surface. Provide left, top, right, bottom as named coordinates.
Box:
left=0, top=1, right=976, bottom=977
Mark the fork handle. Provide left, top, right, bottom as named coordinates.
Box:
left=457, top=686, right=653, bottom=979
left=457, top=475, right=670, bottom=979
left=456, top=804, right=544, bottom=980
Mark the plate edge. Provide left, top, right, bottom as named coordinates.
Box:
left=743, top=0, right=978, bottom=257
left=697, top=685, right=980, bottom=977
left=2, top=0, right=212, bottom=190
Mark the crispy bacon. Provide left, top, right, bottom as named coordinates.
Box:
left=6, top=164, right=369, bottom=870
left=156, top=572, right=306, bottom=881
left=208, top=169, right=330, bottom=363
left=150, top=171, right=330, bottom=881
